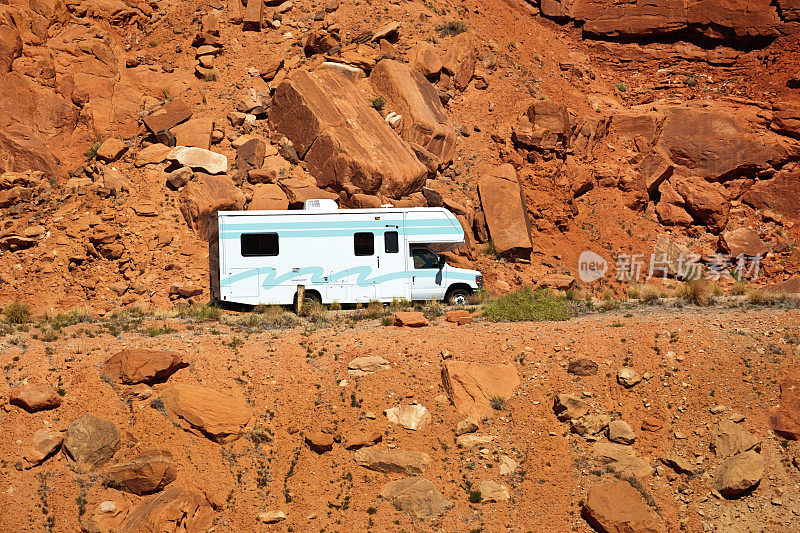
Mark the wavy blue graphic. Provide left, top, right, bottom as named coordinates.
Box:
left=220, top=266, right=476, bottom=290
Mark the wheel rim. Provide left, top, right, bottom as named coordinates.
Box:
left=452, top=293, right=467, bottom=305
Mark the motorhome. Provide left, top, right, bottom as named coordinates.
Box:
left=210, top=199, right=483, bottom=306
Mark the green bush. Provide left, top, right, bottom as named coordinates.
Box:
left=3, top=301, right=32, bottom=324
left=436, top=20, right=468, bottom=37
left=370, top=96, right=386, bottom=112
left=482, top=287, right=572, bottom=322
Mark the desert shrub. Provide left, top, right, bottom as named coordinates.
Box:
left=489, top=395, right=506, bottom=410
left=730, top=281, right=749, bottom=296
left=436, top=20, right=468, bottom=37
left=675, top=280, right=714, bottom=306
left=370, top=96, right=386, bottom=112
left=233, top=306, right=300, bottom=329
left=627, top=284, right=667, bottom=303
left=389, top=298, right=413, bottom=312
left=482, top=287, right=571, bottom=322
left=354, top=300, right=386, bottom=321
left=3, top=301, right=32, bottom=324
left=300, top=301, right=328, bottom=324
left=468, top=491, right=482, bottom=503
left=615, top=81, right=627, bottom=92
left=176, top=303, right=221, bottom=322
left=45, top=307, right=93, bottom=329
left=85, top=141, right=102, bottom=159
left=746, top=287, right=786, bottom=306
left=420, top=299, right=444, bottom=319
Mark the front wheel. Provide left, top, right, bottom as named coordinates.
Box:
left=446, top=288, right=471, bottom=306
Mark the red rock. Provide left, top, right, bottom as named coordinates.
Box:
left=162, top=383, right=252, bottom=443
left=477, top=164, right=532, bottom=260
left=169, top=282, right=204, bottom=299
left=179, top=174, right=245, bottom=239
left=171, top=118, right=213, bottom=150
left=279, top=175, right=339, bottom=206
left=582, top=481, right=662, bottom=533
left=456, top=316, right=472, bottom=325
left=393, top=311, right=428, bottom=327
left=0, top=186, right=33, bottom=207
left=0, top=22, right=22, bottom=73
left=343, top=429, right=382, bottom=450
left=117, top=486, right=213, bottom=533
left=270, top=69, right=427, bottom=198
left=768, top=367, right=800, bottom=440
left=641, top=417, right=664, bottom=432
left=441, top=361, right=521, bottom=418
left=538, top=274, right=576, bottom=290
left=674, top=176, right=729, bottom=233
left=135, top=143, right=171, bottom=167
left=410, top=42, right=443, bottom=78
left=10, top=384, right=62, bottom=412
left=249, top=184, right=289, bottom=210
left=102, top=349, right=187, bottom=385
left=236, top=137, right=266, bottom=173
left=242, top=0, right=263, bottom=31
left=304, top=30, right=339, bottom=56
left=143, top=98, right=192, bottom=134
left=719, top=228, right=767, bottom=257
left=770, top=104, right=800, bottom=139
left=742, top=165, right=800, bottom=217
left=445, top=310, right=470, bottom=323
left=370, top=59, right=456, bottom=165
left=768, top=276, right=800, bottom=294
left=442, top=32, right=476, bottom=91
left=105, top=449, right=177, bottom=495
left=95, top=138, right=128, bottom=163
left=24, top=429, right=63, bottom=467
left=304, top=431, right=334, bottom=453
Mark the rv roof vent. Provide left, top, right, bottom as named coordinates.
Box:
left=303, top=199, right=339, bottom=211
left=380, top=204, right=394, bottom=208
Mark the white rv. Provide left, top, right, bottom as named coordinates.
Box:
left=210, top=199, right=482, bottom=306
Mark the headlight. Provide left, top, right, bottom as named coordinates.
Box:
left=476, top=275, right=483, bottom=286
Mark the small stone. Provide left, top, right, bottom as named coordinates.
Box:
left=475, top=480, right=510, bottom=502
left=617, top=367, right=642, bottom=388
left=257, top=510, right=286, bottom=524
left=455, top=417, right=479, bottom=436
left=567, top=358, right=598, bottom=376
left=305, top=431, right=334, bottom=453
left=607, top=420, right=636, bottom=445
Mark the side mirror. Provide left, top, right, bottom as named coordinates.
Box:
left=438, top=255, right=446, bottom=268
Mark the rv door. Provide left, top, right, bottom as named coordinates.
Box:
left=377, top=227, right=409, bottom=301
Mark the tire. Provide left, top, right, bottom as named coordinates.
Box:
left=303, top=291, right=322, bottom=305
left=447, top=288, right=471, bottom=306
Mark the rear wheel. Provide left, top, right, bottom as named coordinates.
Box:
left=446, top=288, right=471, bottom=306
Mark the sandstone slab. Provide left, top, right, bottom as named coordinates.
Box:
left=162, top=384, right=252, bottom=443
left=442, top=360, right=520, bottom=418
left=102, top=349, right=187, bottom=385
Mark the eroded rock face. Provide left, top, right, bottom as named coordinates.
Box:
left=161, top=383, right=251, bottom=443
left=270, top=69, right=427, bottom=198
left=370, top=59, right=456, bottom=166
left=742, top=164, right=800, bottom=217
left=477, top=164, right=532, bottom=260
left=379, top=477, right=453, bottom=520
left=104, top=449, right=177, bottom=495
left=63, top=414, right=121, bottom=472
left=102, top=349, right=187, bottom=385
left=441, top=360, right=521, bottom=418
left=116, top=486, right=213, bottom=533
left=582, top=481, right=662, bottom=533
left=539, top=0, right=786, bottom=41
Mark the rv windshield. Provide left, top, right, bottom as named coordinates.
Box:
left=412, top=248, right=441, bottom=269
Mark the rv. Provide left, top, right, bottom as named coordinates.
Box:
left=210, top=199, right=483, bottom=306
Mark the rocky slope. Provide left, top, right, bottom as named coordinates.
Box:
left=0, top=0, right=799, bottom=311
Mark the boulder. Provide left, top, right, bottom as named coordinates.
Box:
left=143, top=98, right=192, bottom=134
left=161, top=384, right=252, bottom=443
left=95, top=138, right=128, bottom=163
left=582, top=481, right=662, bottom=533
left=370, top=59, right=456, bottom=165
left=674, top=176, right=729, bottom=233
left=617, top=367, right=642, bottom=388
left=651, top=235, right=698, bottom=278
left=441, top=360, right=521, bottom=418
left=270, top=69, right=427, bottom=198
left=768, top=368, right=800, bottom=440
left=248, top=183, right=290, bottom=210
left=719, top=228, right=767, bottom=258
left=659, top=453, right=701, bottom=476
left=570, top=413, right=611, bottom=436
left=410, top=42, right=443, bottom=78
left=608, top=420, right=636, bottom=445
left=117, top=486, right=213, bottom=533
left=456, top=434, right=496, bottom=447
left=393, top=311, right=428, bottom=327
left=538, top=273, right=576, bottom=290
left=445, top=309, right=471, bottom=323
left=63, top=414, right=121, bottom=472
left=24, top=429, right=63, bottom=467
left=347, top=355, right=391, bottom=376
left=102, top=349, right=187, bottom=385
left=10, top=384, right=62, bottom=412
left=567, top=358, right=598, bottom=376
left=171, top=118, right=213, bottom=150
left=278, top=175, right=339, bottom=207
left=515, top=100, right=574, bottom=154
left=305, top=431, right=334, bottom=453
left=179, top=174, right=245, bottom=239
left=379, top=477, right=453, bottom=520
left=742, top=165, right=800, bottom=217
left=166, top=167, right=193, bottom=189
left=169, top=282, right=203, bottom=299
left=714, top=450, right=764, bottom=498
left=104, top=450, right=177, bottom=495
left=385, top=404, right=431, bottom=430
left=592, top=443, right=653, bottom=479
left=168, top=146, right=227, bottom=175
left=475, top=480, right=510, bottom=502
left=353, top=448, right=431, bottom=474
left=304, top=30, right=339, bottom=56
left=455, top=417, right=479, bottom=436
left=442, top=32, right=476, bottom=91
left=477, top=164, right=532, bottom=260
left=343, top=429, right=382, bottom=450
left=236, top=137, right=266, bottom=173
left=553, top=394, right=589, bottom=421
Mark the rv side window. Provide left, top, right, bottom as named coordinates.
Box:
left=240, top=233, right=279, bottom=257
left=354, top=232, right=374, bottom=256
left=384, top=231, right=399, bottom=253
